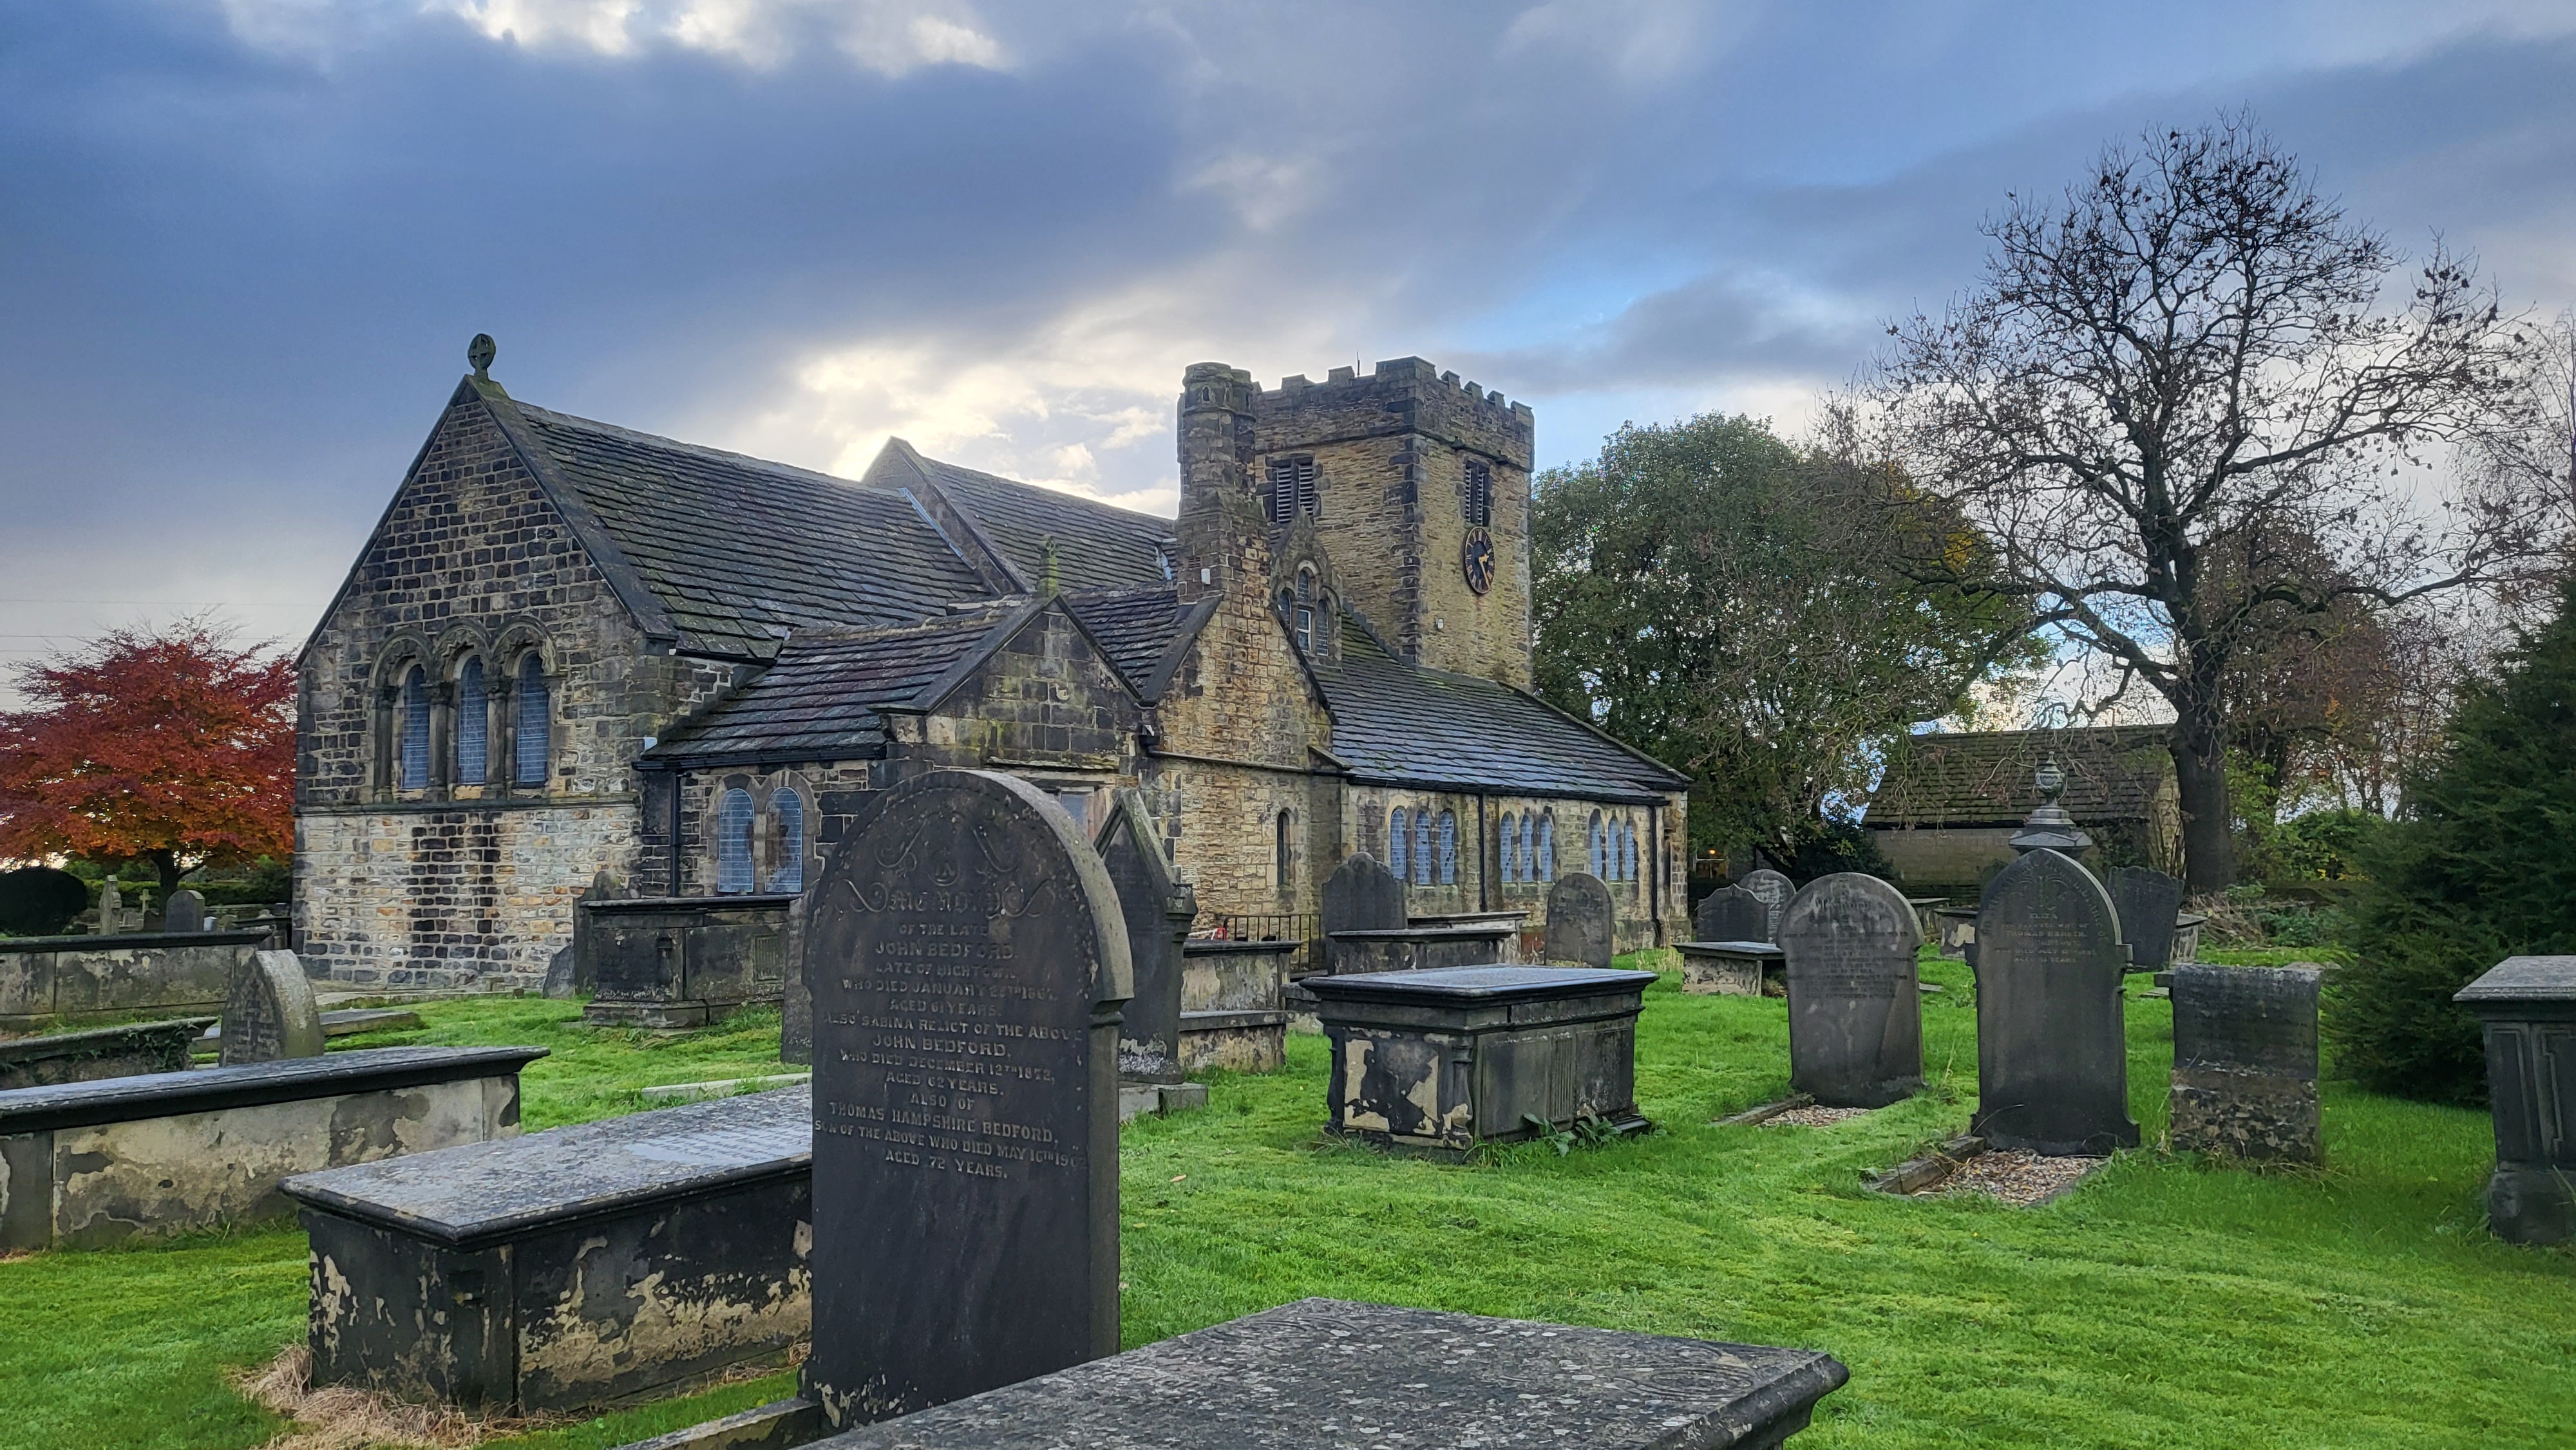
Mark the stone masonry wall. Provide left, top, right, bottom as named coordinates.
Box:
left=1345, top=785, right=1687, bottom=954
left=296, top=391, right=738, bottom=988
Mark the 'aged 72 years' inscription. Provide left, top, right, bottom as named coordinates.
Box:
left=800, top=769, right=1132, bottom=1431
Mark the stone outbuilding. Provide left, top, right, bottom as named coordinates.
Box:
left=294, top=347, right=1689, bottom=989
left=1863, top=726, right=2181, bottom=899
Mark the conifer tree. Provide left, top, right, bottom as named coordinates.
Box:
left=2333, top=579, right=2576, bottom=1103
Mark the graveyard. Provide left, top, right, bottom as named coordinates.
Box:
left=0, top=940, right=2567, bottom=1450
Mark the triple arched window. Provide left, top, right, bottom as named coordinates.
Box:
left=379, top=640, right=554, bottom=797
left=1385, top=805, right=1461, bottom=886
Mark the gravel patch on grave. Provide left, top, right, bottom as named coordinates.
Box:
left=1940, top=1148, right=2106, bottom=1205
left=1761, top=1105, right=1873, bottom=1128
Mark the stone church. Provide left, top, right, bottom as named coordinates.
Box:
left=294, top=343, right=1690, bottom=989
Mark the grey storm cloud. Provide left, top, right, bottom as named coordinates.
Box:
left=1, top=0, right=2571, bottom=689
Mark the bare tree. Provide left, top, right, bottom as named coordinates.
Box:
left=1870, top=113, right=2550, bottom=890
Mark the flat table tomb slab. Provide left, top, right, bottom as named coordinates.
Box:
left=582, top=896, right=796, bottom=1029
left=1177, top=939, right=1291, bottom=1073
left=1676, top=941, right=1783, bottom=997
left=0, top=929, right=272, bottom=1031
left=807, top=1298, right=1848, bottom=1450
left=0, top=1045, right=543, bottom=1250
left=1307, top=965, right=1655, bottom=1154
left=1324, top=924, right=1519, bottom=977
left=0, top=1016, right=214, bottom=1091
left=285, top=1085, right=812, bottom=1414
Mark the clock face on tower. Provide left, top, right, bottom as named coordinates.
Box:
left=1461, top=526, right=1495, bottom=596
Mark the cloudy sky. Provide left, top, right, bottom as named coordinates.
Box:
left=3, top=0, right=2573, bottom=690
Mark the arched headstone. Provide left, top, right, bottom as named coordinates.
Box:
left=1740, top=869, right=1794, bottom=941
left=801, top=769, right=1131, bottom=1428
left=1693, top=884, right=1768, bottom=944
left=163, top=887, right=207, bottom=934
left=1969, top=849, right=2137, bottom=1155
left=1321, top=852, right=1406, bottom=939
left=1544, top=873, right=1616, bottom=970
left=97, top=878, right=125, bottom=934
left=2107, top=865, right=2186, bottom=974
left=1097, top=789, right=1197, bottom=1084
left=220, top=950, right=325, bottom=1065
left=1778, top=874, right=1923, bottom=1107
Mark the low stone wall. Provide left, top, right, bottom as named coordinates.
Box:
left=0, top=1045, right=544, bottom=1250
left=0, top=930, right=272, bottom=1031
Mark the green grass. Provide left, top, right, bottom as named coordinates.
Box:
left=4, top=965, right=2570, bottom=1450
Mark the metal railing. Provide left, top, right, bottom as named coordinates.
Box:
left=1204, top=912, right=1323, bottom=979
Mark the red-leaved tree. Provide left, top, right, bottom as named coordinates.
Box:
left=0, top=620, right=295, bottom=900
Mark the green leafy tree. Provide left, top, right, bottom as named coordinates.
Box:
left=2332, top=579, right=2576, bottom=1103
left=1533, top=413, right=2034, bottom=865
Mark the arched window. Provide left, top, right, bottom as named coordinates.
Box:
left=1589, top=811, right=1604, bottom=880
left=1275, top=809, right=1294, bottom=889
left=1626, top=823, right=1640, bottom=883
left=1412, top=810, right=1433, bottom=886
left=1499, top=813, right=1519, bottom=883
left=1522, top=814, right=1537, bottom=883
left=455, top=657, right=488, bottom=786
left=513, top=654, right=551, bottom=787
left=399, top=666, right=431, bottom=789
left=1538, top=814, right=1555, bottom=882
left=1437, top=811, right=1457, bottom=885
left=1388, top=808, right=1408, bottom=880
left=1293, top=569, right=1316, bottom=654
left=768, top=791, right=806, bottom=892
left=717, top=789, right=755, bottom=894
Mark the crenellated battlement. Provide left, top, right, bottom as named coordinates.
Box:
left=1260, top=357, right=1534, bottom=426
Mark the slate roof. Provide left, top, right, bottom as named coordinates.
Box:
left=906, top=455, right=1175, bottom=594
left=508, top=404, right=994, bottom=660
left=1309, top=619, right=1688, bottom=801
left=1062, top=586, right=1193, bottom=695
left=1866, top=726, right=2175, bottom=827
left=645, top=612, right=1014, bottom=763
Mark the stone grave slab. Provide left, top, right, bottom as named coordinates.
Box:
left=2456, top=956, right=2576, bottom=1244
left=583, top=894, right=795, bottom=1029
left=1320, top=853, right=1406, bottom=937
left=0, top=1045, right=543, bottom=1250
left=162, top=887, right=206, bottom=934
left=1694, top=884, right=1768, bottom=945
left=1323, top=922, right=1519, bottom=976
left=800, top=769, right=1130, bottom=1428
left=2169, top=964, right=2320, bottom=1163
left=1741, top=869, right=1794, bottom=940
left=1676, top=941, right=1783, bottom=997
left=220, top=949, right=325, bottom=1065
left=0, top=1017, right=214, bottom=1091
left=286, top=1085, right=811, bottom=1413
left=2108, top=866, right=2186, bottom=975
left=1096, top=789, right=1196, bottom=1084
left=805, top=1298, right=1848, bottom=1450
left=1779, top=873, right=1924, bottom=1107
left=1306, top=965, right=1654, bottom=1154
left=1969, top=848, right=2138, bottom=1156
left=1177, top=939, right=1290, bottom=1073
left=1542, top=872, right=1616, bottom=969
left=0, top=928, right=271, bottom=1032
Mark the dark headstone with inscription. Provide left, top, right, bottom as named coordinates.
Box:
left=1096, top=789, right=1197, bottom=1084
left=1320, top=853, right=1406, bottom=939
left=220, top=949, right=326, bottom=1066
left=1778, top=874, right=1923, bottom=1107
left=1544, top=872, right=1616, bottom=970
left=1694, top=885, right=1768, bottom=945
left=800, top=769, right=1133, bottom=1429
left=1741, top=869, right=1794, bottom=941
left=1968, top=848, right=2138, bottom=1156
left=2455, top=956, right=2576, bottom=1244
left=2169, top=964, right=2320, bottom=1163
left=2108, top=866, right=2186, bottom=975
left=162, top=887, right=207, bottom=934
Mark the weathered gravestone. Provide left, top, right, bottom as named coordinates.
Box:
left=1694, top=884, right=1768, bottom=945
left=96, top=878, right=125, bottom=935
left=162, top=888, right=207, bottom=934
left=1096, top=789, right=1196, bottom=1085
left=1779, top=874, right=1923, bottom=1107
left=2169, top=964, right=2320, bottom=1163
left=2454, top=956, right=2576, bottom=1245
left=800, top=769, right=1132, bottom=1428
left=220, top=950, right=326, bottom=1066
left=2108, top=866, right=2186, bottom=975
left=1969, top=848, right=2138, bottom=1155
left=1741, top=869, right=1794, bottom=941
left=1544, top=872, right=1616, bottom=970
left=1321, top=852, right=1405, bottom=936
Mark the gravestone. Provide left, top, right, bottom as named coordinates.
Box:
left=1968, top=848, right=2138, bottom=1155
left=1741, top=869, right=1794, bottom=941
left=1321, top=852, right=1406, bottom=939
left=800, top=769, right=1131, bottom=1429
left=2170, top=964, right=2320, bottom=1162
left=163, top=887, right=207, bottom=934
left=1777, top=874, right=1923, bottom=1107
left=1097, top=789, right=1197, bottom=1084
left=1544, top=872, right=1616, bottom=970
left=2454, top=956, right=2576, bottom=1244
left=1693, top=884, right=1768, bottom=944
left=97, top=878, right=124, bottom=934
left=2108, top=866, right=2186, bottom=975
left=220, top=950, right=326, bottom=1065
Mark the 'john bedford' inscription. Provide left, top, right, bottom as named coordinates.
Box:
left=801, top=769, right=1132, bottom=1430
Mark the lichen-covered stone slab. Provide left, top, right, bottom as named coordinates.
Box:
left=811, top=1298, right=1848, bottom=1449
left=2169, top=964, right=2320, bottom=1163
